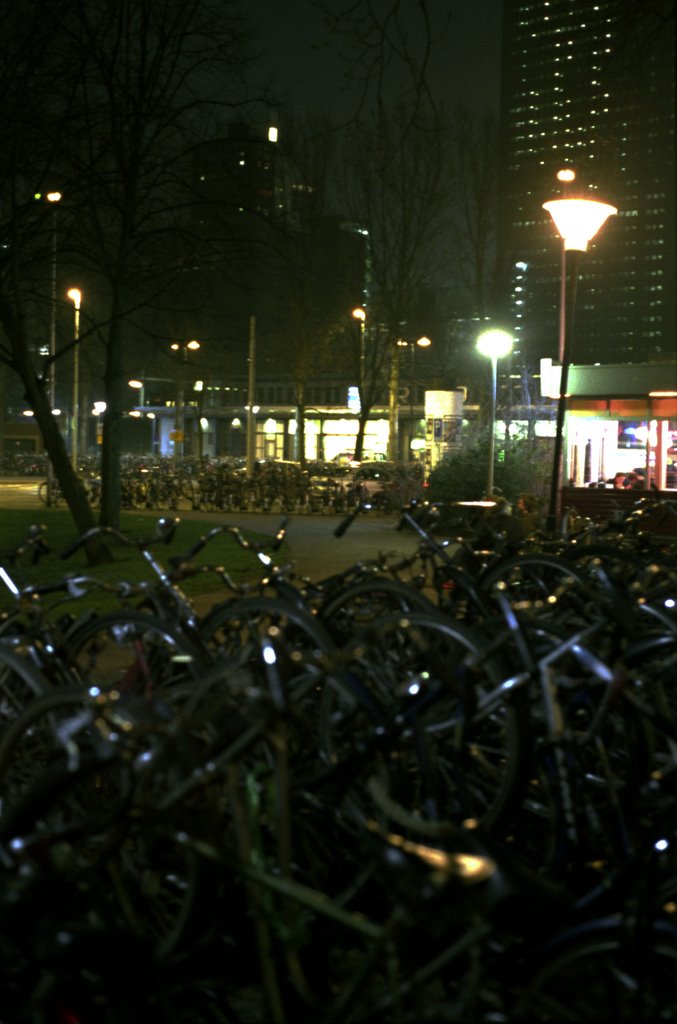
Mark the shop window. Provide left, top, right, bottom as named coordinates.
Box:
left=618, top=421, right=646, bottom=450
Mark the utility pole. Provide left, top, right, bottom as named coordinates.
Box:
left=246, top=315, right=257, bottom=478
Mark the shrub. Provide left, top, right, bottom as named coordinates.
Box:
left=425, top=430, right=552, bottom=526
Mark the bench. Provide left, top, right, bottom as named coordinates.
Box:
left=561, top=487, right=677, bottom=537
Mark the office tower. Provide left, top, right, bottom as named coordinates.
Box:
left=499, top=0, right=675, bottom=368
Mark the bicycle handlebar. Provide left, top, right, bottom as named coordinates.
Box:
left=3, top=524, right=52, bottom=566
left=334, top=504, right=364, bottom=538
left=60, top=518, right=180, bottom=559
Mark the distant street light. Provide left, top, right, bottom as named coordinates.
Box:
left=397, top=336, right=432, bottom=461
left=67, top=287, right=82, bottom=471
left=246, top=316, right=257, bottom=478
left=45, top=191, right=61, bottom=505
left=170, top=339, right=200, bottom=461
left=476, top=328, right=513, bottom=497
left=352, top=307, right=366, bottom=404
left=389, top=335, right=432, bottom=462
left=542, top=193, right=617, bottom=532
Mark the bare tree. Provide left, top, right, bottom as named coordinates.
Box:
left=0, top=1, right=103, bottom=546
left=62, top=0, right=253, bottom=526
left=338, top=94, right=449, bottom=458
left=446, top=107, right=500, bottom=320
left=0, top=0, right=256, bottom=532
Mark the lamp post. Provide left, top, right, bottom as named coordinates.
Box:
left=66, top=288, right=81, bottom=471
left=246, top=315, right=257, bottom=478
left=92, top=401, right=106, bottom=450
left=46, top=192, right=61, bottom=504
left=351, top=307, right=367, bottom=460
left=542, top=194, right=617, bottom=533
left=397, top=335, right=432, bottom=461
left=387, top=339, right=400, bottom=463
left=352, top=307, right=366, bottom=401
left=476, top=328, right=513, bottom=497
left=170, top=339, right=200, bottom=462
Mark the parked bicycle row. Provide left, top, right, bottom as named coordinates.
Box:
left=0, top=500, right=675, bottom=1019
left=34, top=454, right=425, bottom=515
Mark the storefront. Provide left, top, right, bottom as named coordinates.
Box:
left=540, top=360, right=677, bottom=491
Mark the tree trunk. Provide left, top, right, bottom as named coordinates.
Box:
left=6, top=312, right=110, bottom=564
left=354, top=411, right=368, bottom=460
left=100, top=291, right=126, bottom=529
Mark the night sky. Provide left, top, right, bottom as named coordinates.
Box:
left=246, top=0, right=503, bottom=117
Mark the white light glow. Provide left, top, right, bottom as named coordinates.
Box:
left=543, top=198, right=618, bottom=251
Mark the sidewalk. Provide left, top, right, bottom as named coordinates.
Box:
left=0, top=478, right=423, bottom=589
left=165, top=508, right=423, bottom=584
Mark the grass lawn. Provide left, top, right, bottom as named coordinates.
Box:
left=0, top=508, right=286, bottom=615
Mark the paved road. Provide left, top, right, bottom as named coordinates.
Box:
left=0, top=479, right=422, bottom=583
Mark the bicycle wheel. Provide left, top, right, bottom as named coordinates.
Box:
left=38, top=479, right=61, bottom=506
left=318, top=576, right=439, bottom=644
left=319, top=610, right=530, bottom=833
left=478, top=553, right=597, bottom=625
left=0, top=686, right=116, bottom=829
left=0, top=685, right=212, bottom=961
left=64, top=609, right=207, bottom=695
left=0, top=643, right=51, bottom=728
left=512, top=919, right=677, bottom=1020
left=505, top=623, right=654, bottom=875
left=199, top=595, right=335, bottom=709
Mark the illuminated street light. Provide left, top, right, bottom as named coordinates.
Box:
left=542, top=192, right=617, bottom=532
left=350, top=303, right=366, bottom=399
left=396, top=336, right=432, bottom=461
left=246, top=316, right=257, bottom=477
left=67, top=288, right=82, bottom=470
left=170, top=340, right=201, bottom=461
left=476, top=329, right=513, bottom=497
left=45, top=191, right=61, bottom=505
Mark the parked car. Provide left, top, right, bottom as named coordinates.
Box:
left=351, top=461, right=427, bottom=510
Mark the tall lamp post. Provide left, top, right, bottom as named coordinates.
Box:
left=246, top=315, right=257, bottom=478
left=387, top=339, right=401, bottom=463
left=170, top=338, right=200, bottom=462
left=352, top=307, right=366, bottom=400
left=66, top=288, right=82, bottom=471
left=476, top=328, right=513, bottom=497
left=397, top=335, right=432, bottom=461
left=46, top=192, right=61, bottom=504
left=542, top=195, right=617, bottom=533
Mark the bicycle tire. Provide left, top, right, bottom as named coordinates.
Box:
left=200, top=594, right=335, bottom=663
left=319, top=610, right=530, bottom=833
left=478, top=552, right=597, bottom=623
left=64, top=608, right=207, bottom=694
left=318, top=576, right=439, bottom=643
left=38, top=479, right=61, bottom=506
left=494, top=614, right=655, bottom=874
left=0, top=642, right=51, bottom=728
left=0, top=685, right=211, bottom=961
left=0, top=686, right=104, bottom=824
left=512, top=918, right=677, bottom=1020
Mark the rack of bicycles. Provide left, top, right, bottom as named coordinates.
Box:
left=0, top=499, right=676, bottom=1020
left=33, top=454, right=426, bottom=515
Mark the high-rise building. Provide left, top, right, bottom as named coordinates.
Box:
left=498, top=0, right=675, bottom=368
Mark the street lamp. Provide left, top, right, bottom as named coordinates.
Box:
left=66, top=288, right=81, bottom=471
left=352, top=307, right=366, bottom=402
left=397, top=336, right=432, bottom=461
left=92, top=400, right=106, bottom=449
left=170, top=339, right=200, bottom=461
left=246, top=315, right=257, bottom=477
left=476, top=328, right=513, bottom=497
left=542, top=193, right=617, bottom=532
left=388, top=335, right=433, bottom=463
left=44, top=192, right=61, bottom=504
